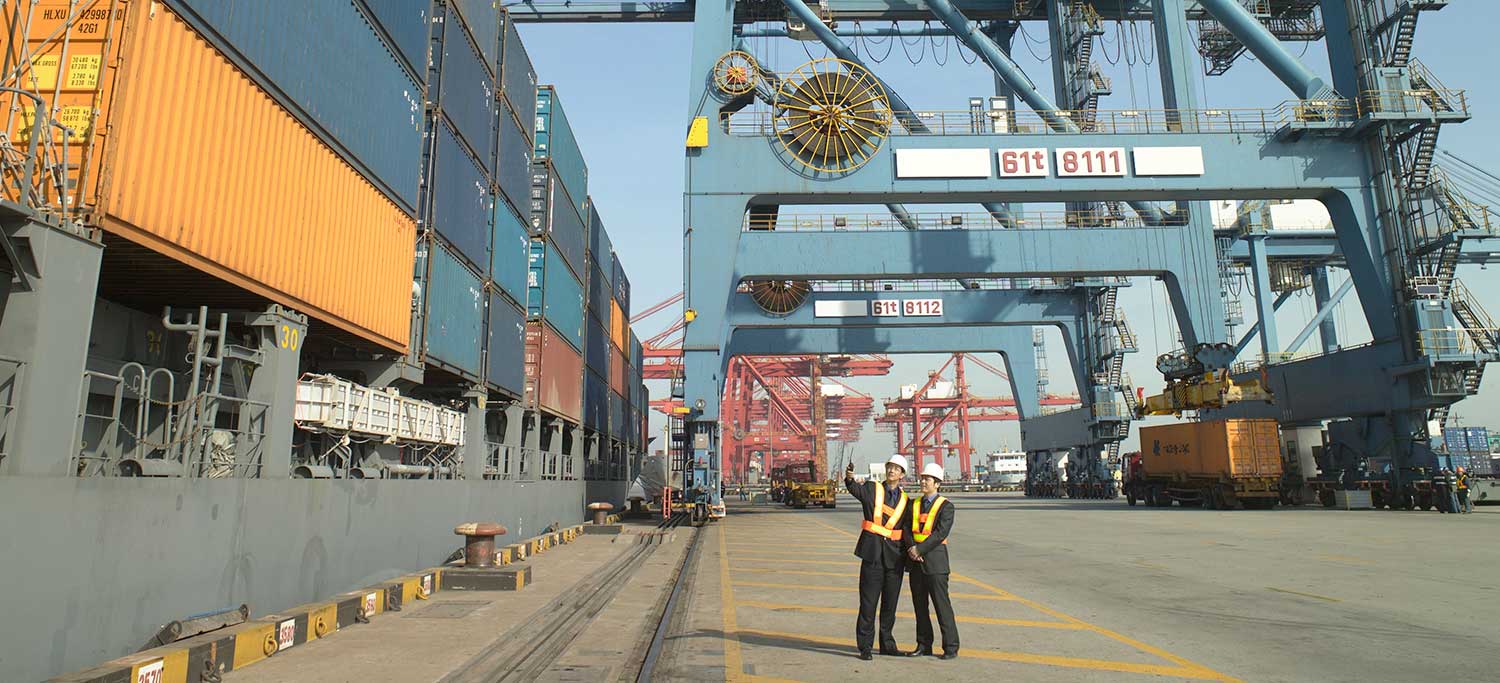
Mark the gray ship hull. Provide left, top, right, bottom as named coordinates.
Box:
left=1, top=476, right=620, bottom=682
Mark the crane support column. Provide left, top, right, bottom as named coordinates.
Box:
left=1246, top=233, right=1281, bottom=359
left=1310, top=266, right=1342, bottom=353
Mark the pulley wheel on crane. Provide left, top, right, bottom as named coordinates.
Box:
left=748, top=279, right=811, bottom=315
left=714, top=51, right=760, bottom=96
left=773, top=58, right=891, bottom=174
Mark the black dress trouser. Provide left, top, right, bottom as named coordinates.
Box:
left=910, top=570, right=959, bottom=654
left=856, top=560, right=902, bottom=653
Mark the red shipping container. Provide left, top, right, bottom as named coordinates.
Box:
left=536, top=321, right=584, bottom=421
left=610, top=345, right=628, bottom=396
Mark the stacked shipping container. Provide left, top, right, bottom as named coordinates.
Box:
left=10, top=0, right=644, bottom=449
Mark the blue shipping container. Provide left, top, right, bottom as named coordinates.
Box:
left=530, top=167, right=587, bottom=279
left=631, top=331, right=643, bottom=369
left=612, top=253, right=632, bottom=314
left=500, top=15, right=537, bottom=139
left=533, top=86, right=589, bottom=219
left=357, top=0, right=431, bottom=81
left=170, top=0, right=424, bottom=212
left=432, top=118, right=493, bottom=270
left=585, top=314, right=609, bottom=377
left=497, top=99, right=531, bottom=216
left=609, top=389, right=626, bottom=439
left=438, top=12, right=497, bottom=172
left=487, top=292, right=526, bottom=396
left=544, top=243, right=586, bottom=352
left=1465, top=427, right=1489, bottom=454
left=584, top=369, right=608, bottom=433
left=451, top=0, right=500, bottom=74
left=585, top=256, right=609, bottom=321
left=527, top=241, right=544, bottom=317
left=588, top=200, right=612, bottom=260
left=424, top=240, right=485, bottom=377
left=492, top=200, right=529, bottom=308
left=1444, top=428, right=1471, bottom=454
left=527, top=241, right=585, bottom=351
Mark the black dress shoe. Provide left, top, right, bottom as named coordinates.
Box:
left=939, top=651, right=959, bottom=660
left=906, top=648, right=933, bottom=657
left=858, top=651, right=873, bottom=661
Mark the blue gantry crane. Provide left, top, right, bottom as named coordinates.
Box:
left=512, top=0, right=1500, bottom=515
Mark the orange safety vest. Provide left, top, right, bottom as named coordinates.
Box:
left=862, top=483, right=907, bottom=541
left=911, top=496, right=948, bottom=544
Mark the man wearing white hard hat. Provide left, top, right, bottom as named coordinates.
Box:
left=844, top=454, right=912, bottom=660
left=905, top=462, right=959, bottom=659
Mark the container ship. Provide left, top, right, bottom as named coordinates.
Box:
left=0, top=2, right=646, bottom=680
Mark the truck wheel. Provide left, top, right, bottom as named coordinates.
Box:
left=1127, top=489, right=1137, bottom=506
left=1319, top=489, right=1335, bottom=508
left=1204, top=489, right=1220, bottom=510
left=1144, top=488, right=1157, bottom=507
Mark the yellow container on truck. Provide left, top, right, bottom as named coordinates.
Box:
left=1128, top=419, right=1283, bottom=509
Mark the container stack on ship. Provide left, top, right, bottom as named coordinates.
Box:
left=0, top=2, right=645, bottom=680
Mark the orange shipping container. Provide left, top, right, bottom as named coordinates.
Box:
left=610, top=299, right=626, bottom=350
left=1137, top=419, right=1282, bottom=480
left=6, top=1, right=415, bottom=351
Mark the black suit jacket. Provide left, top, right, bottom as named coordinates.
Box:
left=845, top=476, right=910, bottom=567
left=905, top=497, right=954, bottom=575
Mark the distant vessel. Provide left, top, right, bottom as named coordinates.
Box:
left=985, top=451, right=1027, bottom=487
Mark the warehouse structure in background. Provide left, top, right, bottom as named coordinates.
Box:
left=0, top=1, right=647, bottom=680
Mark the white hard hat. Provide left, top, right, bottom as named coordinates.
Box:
left=921, top=463, right=945, bottom=481
left=885, top=454, right=909, bottom=474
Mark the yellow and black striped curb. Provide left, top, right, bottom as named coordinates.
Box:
left=48, top=568, right=440, bottom=683
left=50, top=523, right=597, bottom=682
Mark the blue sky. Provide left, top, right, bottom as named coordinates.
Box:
left=517, top=5, right=1500, bottom=473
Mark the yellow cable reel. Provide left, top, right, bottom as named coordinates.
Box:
left=713, top=51, right=760, bottom=96
left=773, top=58, right=892, bottom=174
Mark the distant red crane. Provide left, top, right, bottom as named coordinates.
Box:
left=876, top=353, right=1079, bottom=480
left=634, top=292, right=894, bottom=483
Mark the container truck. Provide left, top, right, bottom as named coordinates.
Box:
left=784, top=461, right=836, bottom=509
left=1124, top=419, right=1283, bottom=509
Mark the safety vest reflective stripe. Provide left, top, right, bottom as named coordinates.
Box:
left=911, top=496, right=947, bottom=544
left=863, top=483, right=907, bottom=540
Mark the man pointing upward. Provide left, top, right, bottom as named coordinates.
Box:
left=844, top=455, right=911, bottom=660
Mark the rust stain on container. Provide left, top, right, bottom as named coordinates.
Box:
left=1138, top=419, right=1283, bottom=479
left=525, top=321, right=583, bottom=420
left=8, top=1, right=414, bottom=351
left=610, top=345, right=627, bottom=396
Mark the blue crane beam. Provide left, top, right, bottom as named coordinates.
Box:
left=507, top=0, right=1181, bottom=23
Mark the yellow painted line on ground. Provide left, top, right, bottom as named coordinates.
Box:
left=954, top=573, right=1242, bottom=683
left=733, top=628, right=1232, bottom=681
left=734, top=601, right=1083, bottom=630
left=1266, top=587, right=1343, bottom=603
left=733, top=567, right=859, bottom=578
left=1318, top=554, right=1375, bottom=567
left=731, top=557, right=857, bottom=567
left=720, top=526, right=749, bottom=682
left=731, top=581, right=1020, bottom=602
left=804, top=516, right=1240, bottom=682
left=724, top=548, right=852, bottom=558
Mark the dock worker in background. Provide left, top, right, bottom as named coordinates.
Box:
left=905, top=462, right=959, bottom=660
left=1437, top=468, right=1459, bottom=513
left=1457, top=467, right=1472, bottom=514
left=844, top=455, right=912, bottom=661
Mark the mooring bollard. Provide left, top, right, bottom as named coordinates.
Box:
left=454, top=522, right=507, bottom=568
left=587, top=501, right=614, bottom=525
